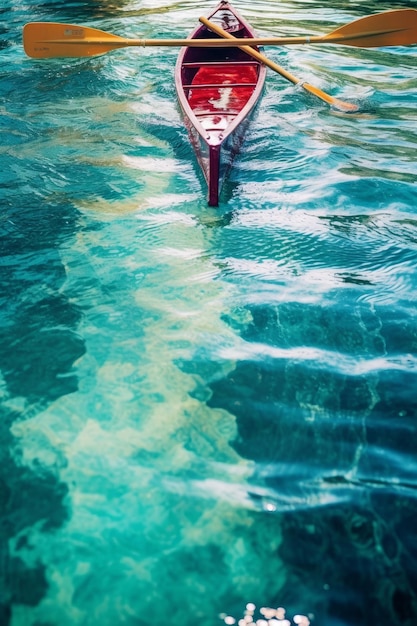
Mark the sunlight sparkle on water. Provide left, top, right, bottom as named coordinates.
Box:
left=223, top=604, right=311, bottom=626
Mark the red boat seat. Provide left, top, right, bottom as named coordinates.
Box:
left=187, top=64, right=258, bottom=115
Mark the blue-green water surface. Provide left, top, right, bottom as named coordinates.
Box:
left=1, top=1, right=417, bottom=625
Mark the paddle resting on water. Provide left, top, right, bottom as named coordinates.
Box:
left=199, top=16, right=358, bottom=112
left=23, top=9, right=417, bottom=58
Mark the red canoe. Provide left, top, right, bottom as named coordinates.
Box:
left=175, top=1, right=267, bottom=206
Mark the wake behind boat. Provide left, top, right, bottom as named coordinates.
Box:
left=175, top=1, right=267, bottom=206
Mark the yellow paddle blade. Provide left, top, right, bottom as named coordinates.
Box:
left=323, top=9, right=417, bottom=47
left=23, top=22, right=127, bottom=58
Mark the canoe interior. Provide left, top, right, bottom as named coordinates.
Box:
left=176, top=2, right=266, bottom=206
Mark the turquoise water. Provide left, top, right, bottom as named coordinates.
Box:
left=1, top=0, right=417, bottom=624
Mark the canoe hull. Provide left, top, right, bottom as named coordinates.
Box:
left=184, top=113, right=253, bottom=205
left=175, top=1, right=266, bottom=206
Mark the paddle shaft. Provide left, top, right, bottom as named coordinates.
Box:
left=199, top=17, right=358, bottom=113
left=26, top=31, right=413, bottom=48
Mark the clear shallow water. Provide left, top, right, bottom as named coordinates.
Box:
left=1, top=0, right=417, bottom=625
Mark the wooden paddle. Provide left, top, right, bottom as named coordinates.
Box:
left=199, top=17, right=359, bottom=112
left=23, top=9, right=417, bottom=59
